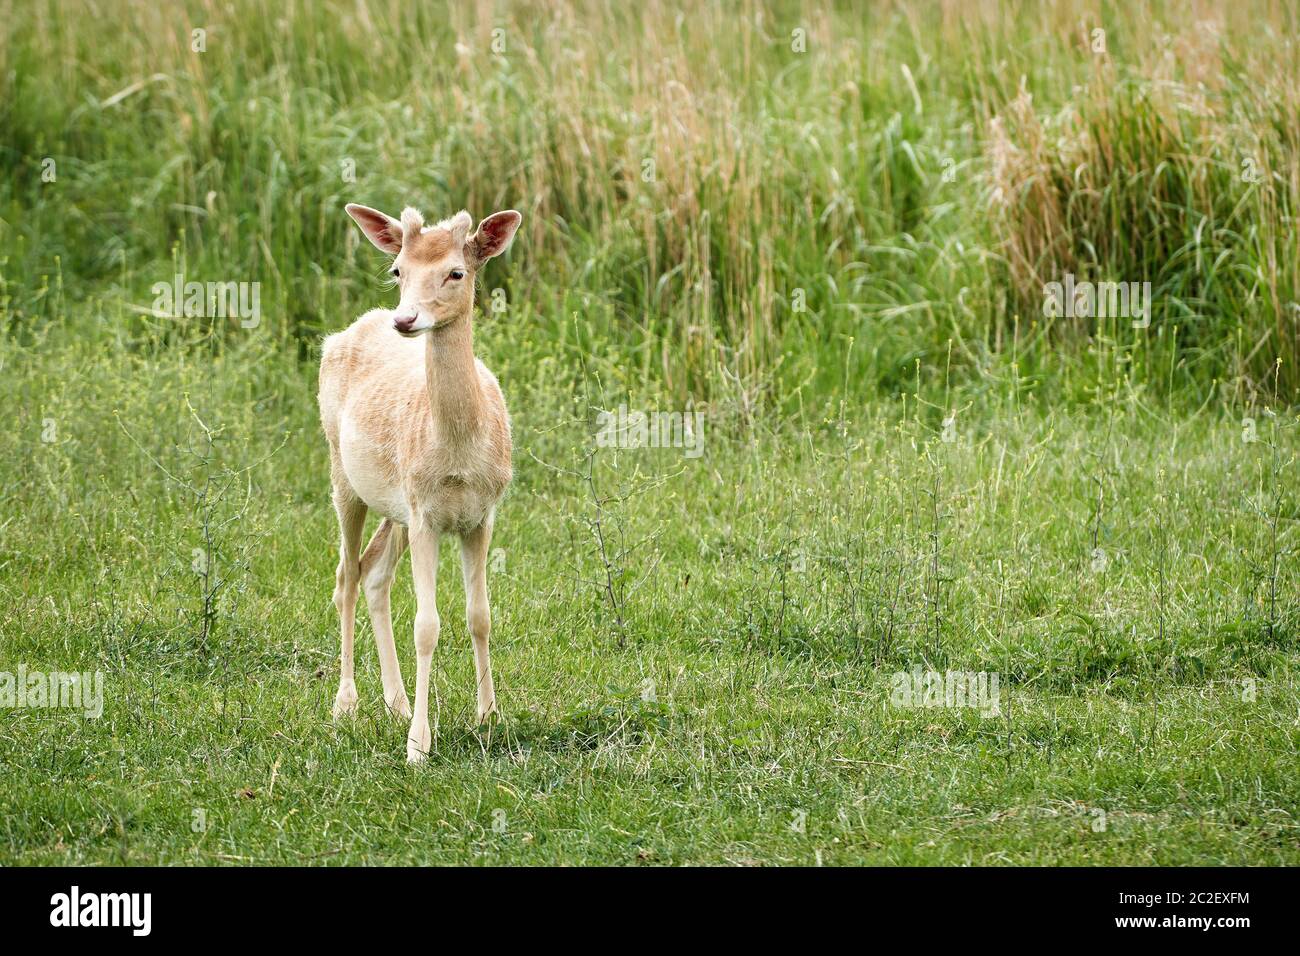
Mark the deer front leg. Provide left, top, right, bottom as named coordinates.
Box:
left=331, top=489, right=367, bottom=719
left=460, top=517, right=497, bottom=725
left=406, top=523, right=440, bottom=763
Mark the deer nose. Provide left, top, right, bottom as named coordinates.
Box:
left=393, top=313, right=418, bottom=333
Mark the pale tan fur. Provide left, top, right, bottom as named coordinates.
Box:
left=319, top=202, right=521, bottom=762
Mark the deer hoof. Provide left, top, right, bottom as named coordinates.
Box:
left=332, top=681, right=359, bottom=718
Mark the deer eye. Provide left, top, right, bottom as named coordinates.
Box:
left=448, top=269, right=465, bottom=281
left=390, top=266, right=400, bottom=278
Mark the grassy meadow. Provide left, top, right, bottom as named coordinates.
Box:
left=1, top=0, right=1297, bottom=864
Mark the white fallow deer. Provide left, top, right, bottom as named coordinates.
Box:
left=319, top=202, right=521, bottom=763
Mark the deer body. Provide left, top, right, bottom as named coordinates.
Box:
left=319, top=203, right=521, bottom=763
left=322, top=310, right=511, bottom=532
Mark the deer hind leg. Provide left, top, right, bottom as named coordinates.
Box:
left=406, top=523, right=441, bottom=763
left=460, top=517, right=497, bottom=725
left=331, top=477, right=368, bottom=719
left=359, top=518, right=410, bottom=719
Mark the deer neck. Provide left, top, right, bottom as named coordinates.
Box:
left=423, top=311, right=483, bottom=445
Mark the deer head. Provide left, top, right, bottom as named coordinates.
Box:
left=345, top=203, right=522, bottom=337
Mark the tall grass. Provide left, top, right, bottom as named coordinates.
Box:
left=1, top=0, right=1297, bottom=404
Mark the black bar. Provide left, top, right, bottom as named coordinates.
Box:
left=0, top=866, right=1288, bottom=941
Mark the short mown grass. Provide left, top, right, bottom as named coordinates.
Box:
left=0, top=320, right=1295, bottom=864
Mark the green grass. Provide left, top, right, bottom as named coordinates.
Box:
left=1, top=0, right=1298, bottom=864
left=3, top=0, right=1298, bottom=400
left=0, top=322, right=1295, bottom=864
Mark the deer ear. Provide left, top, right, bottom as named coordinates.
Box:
left=467, top=210, right=522, bottom=266
left=345, top=203, right=403, bottom=254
